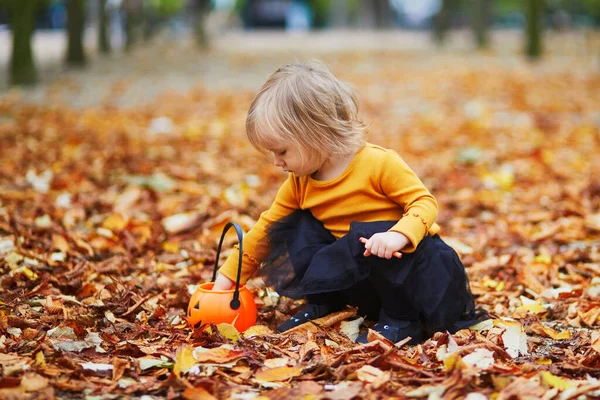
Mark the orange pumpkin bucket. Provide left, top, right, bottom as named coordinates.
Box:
left=187, top=222, right=257, bottom=332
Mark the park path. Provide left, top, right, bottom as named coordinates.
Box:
left=0, top=27, right=597, bottom=108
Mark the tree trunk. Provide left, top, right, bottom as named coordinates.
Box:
left=7, top=0, right=41, bottom=86
left=98, top=0, right=111, bottom=53
left=433, top=0, right=452, bottom=46
left=525, top=0, right=543, bottom=59
left=123, top=0, right=142, bottom=52
left=66, top=0, right=87, bottom=67
left=193, top=0, right=211, bottom=48
left=472, top=0, right=491, bottom=49
left=372, top=0, right=393, bottom=29
left=358, top=0, right=393, bottom=28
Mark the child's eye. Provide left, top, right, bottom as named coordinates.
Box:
left=278, top=150, right=287, bottom=156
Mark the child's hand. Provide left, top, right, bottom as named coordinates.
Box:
left=212, top=273, right=235, bottom=290
left=360, top=232, right=408, bottom=259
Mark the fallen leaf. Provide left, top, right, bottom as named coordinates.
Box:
left=462, top=348, right=495, bottom=370
left=183, top=387, right=218, bottom=400
left=215, top=323, right=240, bottom=343
left=174, top=346, right=197, bottom=377
left=339, top=317, right=364, bottom=342
left=254, top=366, right=302, bottom=382
left=540, top=371, right=574, bottom=390
left=80, top=362, right=113, bottom=372
left=242, top=325, right=273, bottom=337
left=497, top=320, right=528, bottom=358
left=20, top=373, right=48, bottom=392
left=192, top=345, right=246, bottom=364
left=529, top=323, right=571, bottom=340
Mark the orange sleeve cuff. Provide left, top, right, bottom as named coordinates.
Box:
left=389, top=213, right=430, bottom=253
left=217, top=245, right=261, bottom=284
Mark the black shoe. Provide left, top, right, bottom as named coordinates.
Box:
left=356, top=310, right=424, bottom=344
left=277, top=303, right=339, bottom=332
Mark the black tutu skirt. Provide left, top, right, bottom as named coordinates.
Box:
left=261, top=209, right=487, bottom=337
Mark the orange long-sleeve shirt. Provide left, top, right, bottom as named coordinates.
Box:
left=218, top=143, right=440, bottom=284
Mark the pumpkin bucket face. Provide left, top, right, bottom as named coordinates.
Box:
left=186, top=222, right=258, bottom=332
left=187, top=282, right=257, bottom=332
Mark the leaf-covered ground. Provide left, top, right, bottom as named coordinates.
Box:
left=1, top=33, right=600, bottom=399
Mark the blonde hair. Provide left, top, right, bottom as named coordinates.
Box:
left=246, top=61, right=366, bottom=163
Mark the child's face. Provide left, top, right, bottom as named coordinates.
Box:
left=270, top=144, right=320, bottom=177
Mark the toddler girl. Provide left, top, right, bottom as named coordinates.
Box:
left=212, top=61, right=483, bottom=344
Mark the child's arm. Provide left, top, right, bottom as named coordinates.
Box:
left=369, top=151, right=438, bottom=254
left=213, top=176, right=300, bottom=288
left=213, top=273, right=235, bottom=290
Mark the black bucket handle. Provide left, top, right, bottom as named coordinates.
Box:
left=211, top=222, right=244, bottom=310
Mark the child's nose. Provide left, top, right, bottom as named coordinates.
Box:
left=274, top=157, right=285, bottom=167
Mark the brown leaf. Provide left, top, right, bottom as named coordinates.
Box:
left=286, top=308, right=357, bottom=334
left=112, top=357, right=129, bottom=381
left=20, top=373, right=48, bottom=392
left=51, top=234, right=70, bottom=253
left=192, top=347, right=246, bottom=364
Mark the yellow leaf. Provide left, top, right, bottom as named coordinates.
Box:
left=543, top=326, right=571, bottom=340
left=483, top=279, right=505, bottom=291
left=102, top=214, right=127, bottom=231
left=540, top=371, right=573, bottom=390
left=481, top=166, right=514, bottom=191
left=515, top=300, right=547, bottom=315
left=254, top=366, right=302, bottom=382
left=162, top=241, right=180, bottom=253
left=534, top=358, right=552, bottom=365
left=216, top=323, right=240, bottom=343
left=173, top=346, right=196, bottom=377
left=34, top=351, right=46, bottom=368
left=19, top=267, right=39, bottom=280
left=443, top=353, right=466, bottom=372
left=484, top=278, right=499, bottom=289
left=534, top=254, right=552, bottom=264
left=242, top=325, right=274, bottom=338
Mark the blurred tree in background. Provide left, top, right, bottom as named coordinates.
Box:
left=430, top=0, right=600, bottom=58
left=190, top=0, right=212, bottom=48
left=582, top=0, right=600, bottom=20
left=525, top=0, right=543, bottom=59
left=309, top=0, right=331, bottom=28
left=0, top=0, right=47, bottom=85
left=148, top=0, right=185, bottom=15
left=471, top=0, right=492, bottom=48
left=433, top=0, right=460, bottom=45
left=65, top=0, right=87, bottom=66
left=98, top=0, right=111, bottom=53
left=360, top=0, right=395, bottom=28
left=1, top=0, right=598, bottom=87
left=123, top=0, right=143, bottom=51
